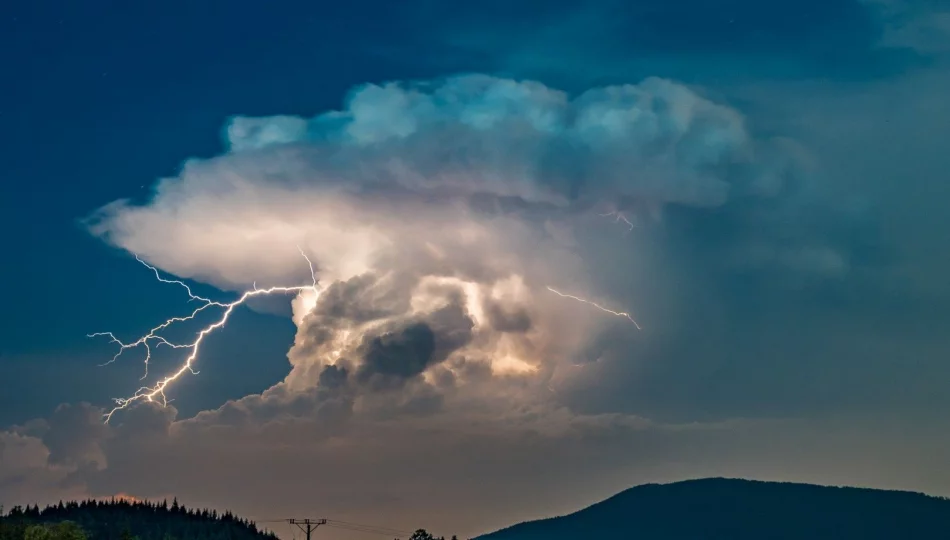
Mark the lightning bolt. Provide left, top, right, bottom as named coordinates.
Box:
left=546, top=286, right=642, bottom=330
left=600, top=211, right=635, bottom=232
left=88, top=256, right=228, bottom=379
left=91, top=250, right=319, bottom=423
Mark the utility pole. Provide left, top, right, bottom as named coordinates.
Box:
left=287, top=519, right=327, bottom=540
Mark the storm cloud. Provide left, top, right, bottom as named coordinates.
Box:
left=4, top=1, right=950, bottom=538
left=75, top=72, right=854, bottom=435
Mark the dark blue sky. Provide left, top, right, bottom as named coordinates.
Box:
left=0, top=0, right=426, bottom=423
left=0, top=0, right=935, bottom=424
left=4, top=1, right=950, bottom=535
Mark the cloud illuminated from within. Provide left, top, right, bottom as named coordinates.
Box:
left=14, top=63, right=950, bottom=537
left=80, top=74, right=830, bottom=432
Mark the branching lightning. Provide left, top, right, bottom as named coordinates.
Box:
left=92, top=244, right=636, bottom=423
left=546, top=286, right=642, bottom=330
left=88, top=256, right=228, bottom=379
left=90, top=251, right=319, bottom=423
left=600, top=211, right=635, bottom=232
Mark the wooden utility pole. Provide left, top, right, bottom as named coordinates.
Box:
left=287, top=518, right=327, bottom=540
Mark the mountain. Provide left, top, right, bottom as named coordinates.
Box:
left=478, top=478, right=950, bottom=540
left=0, top=499, right=277, bottom=540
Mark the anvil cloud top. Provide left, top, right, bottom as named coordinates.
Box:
left=2, top=0, right=950, bottom=537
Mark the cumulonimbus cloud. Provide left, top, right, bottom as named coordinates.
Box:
left=8, top=68, right=920, bottom=539
left=78, top=73, right=833, bottom=433
left=85, top=74, right=804, bottom=288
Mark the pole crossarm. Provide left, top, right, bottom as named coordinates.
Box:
left=287, top=518, right=327, bottom=540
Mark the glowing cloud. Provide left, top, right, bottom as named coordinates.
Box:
left=84, top=74, right=813, bottom=423
left=86, top=75, right=780, bottom=291
left=91, top=253, right=319, bottom=422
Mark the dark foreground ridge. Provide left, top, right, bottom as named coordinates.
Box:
left=477, top=477, right=950, bottom=540
left=0, top=500, right=457, bottom=540
left=0, top=498, right=277, bottom=540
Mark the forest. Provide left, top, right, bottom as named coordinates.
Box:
left=0, top=500, right=452, bottom=540
left=0, top=499, right=275, bottom=540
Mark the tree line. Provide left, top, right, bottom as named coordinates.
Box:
left=0, top=499, right=274, bottom=540
left=0, top=500, right=461, bottom=540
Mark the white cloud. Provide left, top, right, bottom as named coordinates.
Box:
left=76, top=75, right=834, bottom=448
left=87, top=75, right=799, bottom=291
left=0, top=429, right=86, bottom=506
left=33, top=72, right=894, bottom=536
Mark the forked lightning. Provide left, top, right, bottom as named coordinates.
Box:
left=93, top=253, right=637, bottom=423
left=600, top=211, right=635, bottom=232
left=90, top=252, right=319, bottom=423
left=546, top=286, right=642, bottom=330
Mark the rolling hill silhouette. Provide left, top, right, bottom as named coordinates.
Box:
left=478, top=478, right=950, bottom=539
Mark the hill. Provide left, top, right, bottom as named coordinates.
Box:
left=0, top=499, right=277, bottom=540
left=478, top=478, right=950, bottom=540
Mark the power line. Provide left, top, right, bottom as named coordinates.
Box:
left=287, top=518, right=326, bottom=540
left=255, top=517, right=413, bottom=539
left=326, top=519, right=412, bottom=536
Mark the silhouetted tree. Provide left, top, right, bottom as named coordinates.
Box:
left=22, top=522, right=85, bottom=540
left=0, top=499, right=275, bottom=540
left=120, top=528, right=137, bottom=540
